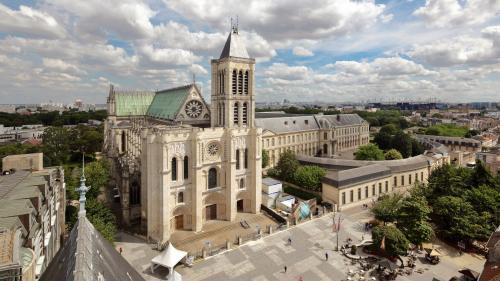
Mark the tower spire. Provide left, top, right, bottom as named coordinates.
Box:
left=77, top=154, right=90, bottom=218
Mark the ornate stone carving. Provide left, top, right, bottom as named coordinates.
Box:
left=168, top=142, right=185, bottom=157
left=233, top=137, right=246, bottom=149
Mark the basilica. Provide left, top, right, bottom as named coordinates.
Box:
left=104, top=26, right=369, bottom=243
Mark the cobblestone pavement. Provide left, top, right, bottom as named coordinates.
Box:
left=117, top=206, right=485, bottom=281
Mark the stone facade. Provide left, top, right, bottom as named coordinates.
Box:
left=103, top=28, right=369, bottom=243
left=104, top=27, right=261, bottom=243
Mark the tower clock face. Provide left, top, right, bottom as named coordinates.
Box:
left=185, top=100, right=203, bottom=118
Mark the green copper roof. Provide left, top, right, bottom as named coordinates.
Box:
left=146, top=85, right=192, bottom=120
left=115, top=91, right=155, bottom=116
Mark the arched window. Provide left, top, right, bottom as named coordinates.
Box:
left=183, top=156, right=189, bottom=179
left=232, top=69, right=237, bottom=95
left=242, top=102, right=248, bottom=125
left=233, top=102, right=239, bottom=125
left=218, top=103, right=222, bottom=125
left=240, top=178, right=245, bottom=189
left=121, top=131, right=126, bottom=152
left=171, top=157, right=177, bottom=181
left=208, top=168, right=217, bottom=189
left=238, top=70, right=243, bottom=95
left=222, top=70, right=225, bottom=94
left=236, top=149, right=240, bottom=169
left=130, top=181, right=140, bottom=205
left=222, top=102, right=225, bottom=126
left=178, top=191, right=184, bottom=203
left=244, top=148, right=248, bottom=169
left=323, top=144, right=328, bottom=154
left=244, top=70, right=249, bottom=95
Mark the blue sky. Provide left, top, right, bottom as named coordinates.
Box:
left=0, top=0, right=499, bottom=104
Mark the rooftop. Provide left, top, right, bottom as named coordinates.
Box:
left=40, top=216, right=145, bottom=281
left=219, top=28, right=250, bottom=59
left=322, top=164, right=392, bottom=188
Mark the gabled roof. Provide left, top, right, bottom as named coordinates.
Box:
left=219, top=29, right=250, bottom=59
left=322, top=164, right=392, bottom=188
left=255, top=115, right=320, bottom=133
left=40, top=216, right=144, bottom=281
left=114, top=90, right=155, bottom=116
left=146, top=84, right=194, bottom=120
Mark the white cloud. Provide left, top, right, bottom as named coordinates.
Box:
left=414, top=0, right=500, bottom=27
left=42, top=58, right=87, bottom=75
left=137, top=45, right=200, bottom=67
left=292, top=47, right=314, bottom=57
left=407, top=25, right=500, bottom=67
left=44, top=0, right=156, bottom=40
left=164, top=0, right=385, bottom=42
left=331, top=57, right=435, bottom=76
left=0, top=3, right=66, bottom=38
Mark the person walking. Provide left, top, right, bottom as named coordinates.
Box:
left=288, top=237, right=292, bottom=245
left=284, top=265, right=287, bottom=273
left=325, top=252, right=329, bottom=261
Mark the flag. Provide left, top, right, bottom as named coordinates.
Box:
left=298, top=274, right=303, bottom=281
left=380, top=236, right=386, bottom=250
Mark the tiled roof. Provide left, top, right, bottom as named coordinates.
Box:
left=255, top=115, right=319, bottom=133
left=316, top=114, right=367, bottom=128
left=297, top=154, right=431, bottom=174
left=322, top=164, right=392, bottom=188
left=40, top=216, right=145, bottom=281
left=114, top=90, right=155, bottom=117
left=146, top=85, right=192, bottom=120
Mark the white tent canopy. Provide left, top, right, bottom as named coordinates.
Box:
left=151, top=243, right=187, bottom=274
left=167, top=270, right=182, bottom=281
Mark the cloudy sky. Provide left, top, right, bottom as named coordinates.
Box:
left=0, top=0, right=499, bottom=104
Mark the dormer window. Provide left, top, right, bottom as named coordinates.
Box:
left=284, top=121, right=288, bottom=125
left=305, top=120, right=309, bottom=125
left=293, top=120, right=296, bottom=124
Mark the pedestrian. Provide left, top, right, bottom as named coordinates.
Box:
left=325, top=252, right=329, bottom=261
left=119, top=247, right=123, bottom=255
left=284, top=265, right=287, bottom=273
left=288, top=237, right=292, bottom=245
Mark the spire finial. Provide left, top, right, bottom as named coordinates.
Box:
left=78, top=154, right=90, bottom=218
left=231, top=16, right=238, bottom=34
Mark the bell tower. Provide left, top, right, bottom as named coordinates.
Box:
left=211, top=24, right=255, bottom=128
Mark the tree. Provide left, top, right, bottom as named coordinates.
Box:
left=425, top=127, right=441, bottom=136
left=275, top=150, right=299, bottom=182
left=371, top=194, right=404, bottom=224
left=391, top=131, right=412, bottom=158
left=372, top=225, right=409, bottom=257
left=86, top=199, right=117, bottom=242
left=42, top=127, right=71, bottom=165
left=374, top=132, right=392, bottom=150
left=262, top=150, right=269, bottom=168
left=354, top=144, right=384, bottom=160
left=411, top=139, right=424, bottom=156
left=433, top=196, right=491, bottom=241
left=396, top=194, right=433, bottom=245
left=84, top=159, right=111, bottom=200
left=384, top=149, right=403, bottom=160
left=293, top=165, right=326, bottom=192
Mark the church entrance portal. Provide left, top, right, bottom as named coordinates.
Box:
left=174, top=215, right=183, bottom=230
left=237, top=200, right=244, bottom=212
left=205, top=204, right=217, bottom=220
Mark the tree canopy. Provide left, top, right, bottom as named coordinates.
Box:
left=424, top=162, right=499, bottom=242
left=372, top=225, right=410, bottom=257
left=384, top=149, right=403, bottom=160
left=355, top=144, right=385, bottom=160
left=275, top=150, right=300, bottom=182
left=262, top=150, right=269, bottom=168
left=293, top=165, right=326, bottom=192
left=371, top=193, right=404, bottom=224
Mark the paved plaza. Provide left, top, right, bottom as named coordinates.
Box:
left=116, top=207, right=485, bottom=281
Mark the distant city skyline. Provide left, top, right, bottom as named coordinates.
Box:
left=0, top=0, right=499, bottom=104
